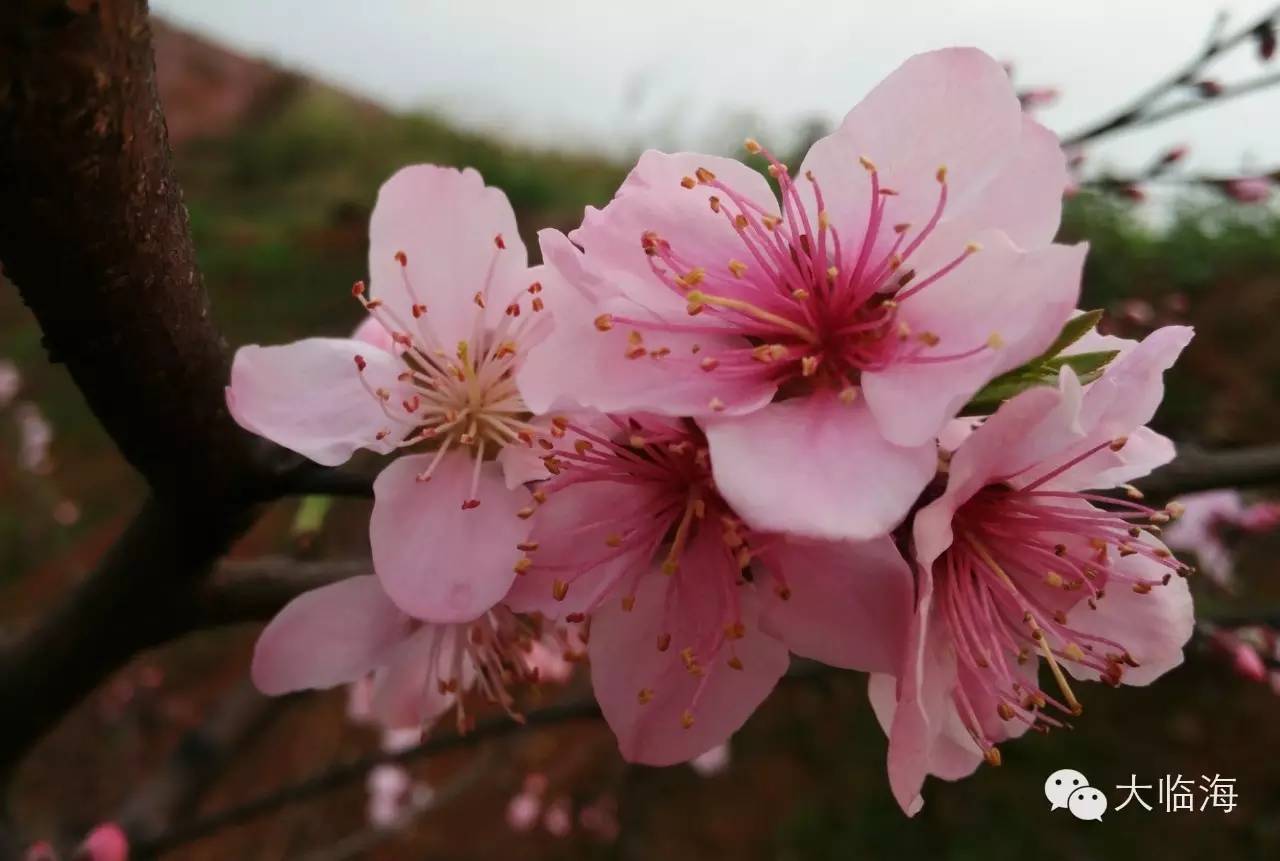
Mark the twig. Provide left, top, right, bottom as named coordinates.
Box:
left=183, top=442, right=1280, bottom=630
left=272, top=461, right=380, bottom=500
left=133, top=697, right=604, bottom=857
left=297, top=746, right=501, bottom=861
left=199, top=557, right=372, bottom=625
left=117, top=681, right=282, bottom=847
left=1115, top=68, right=1280, bottom=135
left=0, top=496, right=261, bottom=781
left=1136, top=443, right=1280, bottom=501
left=1062, top=5, right=1280, bottom=147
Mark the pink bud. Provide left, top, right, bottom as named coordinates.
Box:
left=1120, top=299, right=1155, bottom=326
left=24, top=841, right=57, bottom=861
left=1196, top=79, right=1224, bottom=97
left=1220, top=177, right=1272, bottom=204
left=690, top=742, right=732, bottom=776
left=1212, top=632, right=1267, bottom=684
left=1017, top=88, right=1059, bottom=110
left=543, top=797, right=573, bottom=837
left=1240, top=502, right=1280, bottom=533
left=1256, top=20, right=1277, bottom=61
left=1234, top=642, right=1267, bottom=683
left=73, top=823, right=128, bottom=861
left=506, top=792, right=542, bottom=831
left=1119, top=183, right=1146, bottom=202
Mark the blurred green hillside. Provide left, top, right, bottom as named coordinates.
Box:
left=4, top=28, right=1280, bottom=859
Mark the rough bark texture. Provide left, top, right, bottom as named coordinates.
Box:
left=0, top=0, right=280, bottom=784
left=0, top=0, right=262, bottom=498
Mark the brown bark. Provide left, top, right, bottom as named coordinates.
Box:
left=0, top=0, right=284, bottom=783
left=0, top=0, right=269, bottom=498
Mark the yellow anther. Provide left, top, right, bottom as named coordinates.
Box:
left=514, top=557, right=532, bottom=575
left=859, top=155, right=877, bottom=172
left=936, top=165, right=948, bottom=183
left=751, top=344, right=787, bottom=363
left=680, top=175, right=697, bottom=189
left=986, top=332, right=1005, bottom=349
left=638, top=687, right=654, bottom=704
left=728, top=259, right=748, bottom=278
left=676, top=267, right=706, bottom=289
left=594, top=313, right=614, bottom=332
left=744, top=138, right=762, bottom=154
left=695, top=167, right=716, bottom=183
left=552, top=579, right=569, bottom=601
left=838, top=386, right=859, bottom=404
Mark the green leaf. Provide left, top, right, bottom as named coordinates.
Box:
left=959, top=347, right=1120, bottom=417
left=1038, top=309, right=1105, bottom=361
left=1044, top=350, right=1119, bottom=381
left=291, top=494, right=334, bottom=538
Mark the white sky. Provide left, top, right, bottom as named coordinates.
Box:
left=152, top=0, right=1280, bottom=177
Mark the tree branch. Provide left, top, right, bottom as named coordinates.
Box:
left=198, top=556, right=371, bottom=625
left=0, top=0, right=279, bottom=497
left=117, top=680, right=281, bottom=848
left=190, top=442, right=1280, bottom=630
left=132, top=697, right=605, bottom=858
left=1062, top=5, right=1280, bottom=147
left=0, top=0, right=292, bottom=782
left=1136, top=443, right=1280, bottom=501
left=0, top=496, right=262, bottom=781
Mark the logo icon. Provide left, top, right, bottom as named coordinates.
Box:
left=1045, top=768, right=1089, bottom=811
left=1068, top=786, right=1108, bottom=821
left=1046, top=769, right=1107, bottom=821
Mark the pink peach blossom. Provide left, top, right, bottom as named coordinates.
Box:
left=520, top=48, right=1082, bottom=542
left=1162, top=490, right=1247, bottom=588
left=1164, top=490, right=1280, bottom=588
left=505, top=413, right=912, bottom=764
left=227, top=165, right=552, bottom=623
left=870, top=326, right=1195, bottom=815
left=252, top=575, right=542, bottom=732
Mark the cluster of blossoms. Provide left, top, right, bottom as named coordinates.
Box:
left=228, top=49, right=1197, bottom=814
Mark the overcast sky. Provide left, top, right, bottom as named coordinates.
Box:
left=152, top=0, right=1280, bottom=178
